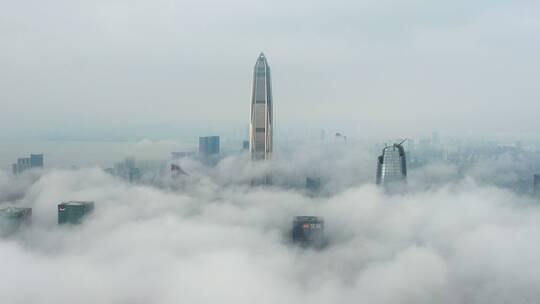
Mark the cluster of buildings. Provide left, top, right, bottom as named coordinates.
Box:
left=10, top=53, right=540, bottom=249
left=0, top=198, right=326, bottom=250
left=0, top=198, right=327, bottom=250
left=406, top=136, right=540, bottom=193
left=0, top=201, right=94, bottom=237
left=11, top=154, right=43, bottom=175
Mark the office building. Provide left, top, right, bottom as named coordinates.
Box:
left=11, top=154, right=44, bottom=175
left=376, top=141, right=407, bottom=186
left=30, top=154, right=44, bottom=168
left=0, top=207, right=32, bottom=236
left=249, top=53, right=273, bottom=161
left=58, top=201, right=95, bottom=225
left=292, top=216, right=325, bottom=248
left=199, top=136, right=220, bottom=156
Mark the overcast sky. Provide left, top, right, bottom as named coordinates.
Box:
left=1, top=0, right=539, bottom=140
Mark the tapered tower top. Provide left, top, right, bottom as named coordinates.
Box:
left=256, top=52, right=268, bottom=66
left=249, top=52, right=273, bottom=161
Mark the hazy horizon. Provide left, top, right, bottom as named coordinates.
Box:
left=1, top=0, right=539, bottom=141
left=2, top=1, right=540, bottom=303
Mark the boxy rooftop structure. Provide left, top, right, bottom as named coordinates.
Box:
left=58, top=201, right=94, bottom=225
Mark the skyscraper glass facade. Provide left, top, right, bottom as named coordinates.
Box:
left=376, top=142, right=407, bottom=186
left=249, top=53, right=273, bottom=161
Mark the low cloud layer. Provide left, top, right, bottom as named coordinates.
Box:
left=1, top=145, right=540, bottom=304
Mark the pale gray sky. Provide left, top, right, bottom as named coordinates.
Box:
left=1, top=0, right=539, bottom=140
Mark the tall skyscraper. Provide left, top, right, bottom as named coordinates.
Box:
left=199, top=136, right=220, bottom=157
left=249, top=53, right=273, bottom=161
left=376, top=141, right=407, bottom=186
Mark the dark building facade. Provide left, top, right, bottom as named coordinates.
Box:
left=30, top=154, right=44, bottom=168
left=58, top=201, right=95, bottom=225
left=292, top=216, right=325, bottom=248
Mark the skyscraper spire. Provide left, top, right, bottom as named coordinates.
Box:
left=249, top=52, right=273, bottom=160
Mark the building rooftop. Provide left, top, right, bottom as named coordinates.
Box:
left=294, top=216, right=324, bottom=222
left=60, top=201, right=94, bottom=206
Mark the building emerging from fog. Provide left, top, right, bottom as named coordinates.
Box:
left=30, top=154, right=43, bottom=168
left=376, top=141, right=407, bottom=186
left=292, top=216, right=325, bottom=248
left=58, top=201, right=94, bottom=225
left=11, top=154, right=44, bottom=175
left=199, top=136, right=220, bottom=157
left=249, top=53, right=273, bottom=161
